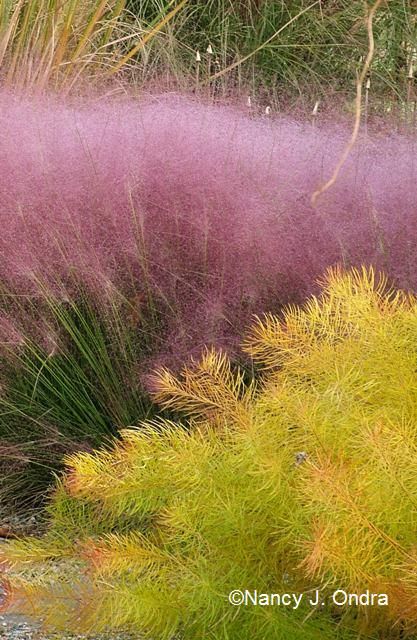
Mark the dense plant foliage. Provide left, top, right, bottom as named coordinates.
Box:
left=0, top=91, right=417, bottom=499
left=0, top=0, right=131, bottom=89
left=2, top=91, right=417, bottom=503
left=2, top=1, right=417, bottom=108
left=2, top=267, right=417, bottom=639
left=1, top=5, right=416, bottom=640
left=0, top=280, right=156, bottom=503
left=126, top=0, right=417, bottom=104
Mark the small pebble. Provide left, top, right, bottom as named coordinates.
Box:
left=0, top=508, right=145, bottom=640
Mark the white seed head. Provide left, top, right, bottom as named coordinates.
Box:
left=196, top=50, right=201, bottom=63
left=206, top=44, right=213, bottom=55
left=312, top=100, right=320, bottom=116
left=265, top=106, right=271, bottom=115
left=366, top=77, right=371, bottom=90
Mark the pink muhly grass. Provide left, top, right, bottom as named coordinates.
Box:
left=0, top=89, right=416, bottom=369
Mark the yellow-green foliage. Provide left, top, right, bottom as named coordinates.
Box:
left=2, top=266, right=417, bottom=639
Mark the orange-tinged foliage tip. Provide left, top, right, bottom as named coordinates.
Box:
left=0, top=576, right=13, bottom=613
left=243, top=265, right=415, bottom=369
left=301, top=453, right=355, bottom=501
left=298, top=521, right=329, bottom=579
left=396, top=548, right=417, bottom=590
left=0, top=581, right=42, bottom=621
left=64, top=468, right=83, bottom=497
left=0, top=550, right=13, bottom=573
left=383, top=582, right=417, bottom=630
left=79, top=540, right=106, bottom=572
left=150, top=348, right=253, bottom=427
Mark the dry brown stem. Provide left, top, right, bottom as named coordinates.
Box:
left=311, top=0, right=386, bottom=207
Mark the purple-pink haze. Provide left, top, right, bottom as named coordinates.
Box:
left=0, top=91, right=415, bottom=365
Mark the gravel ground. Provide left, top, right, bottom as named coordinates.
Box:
left=0, top=508, right=142, bottom=640
left=0, top=612, right=44, bottom=640
left=0, top=613, right=133, bottom=640
left=0, top=614, right=140, bottom=640
left=0, top=594, right=142, bottom=640
left=0, top=590, right=141, bottom=640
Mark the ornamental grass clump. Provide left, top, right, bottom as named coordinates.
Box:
left=0, top=0, right=129, bottom=89
left=0, top=277, right=157, bottom=503
left=2, top=90, right=417, bottom=504
left=2, top=90, right=417, bottom=367
left=2, top=266, right=417, bottom=639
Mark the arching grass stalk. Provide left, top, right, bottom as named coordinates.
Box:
left=0, top=275, right=156, bottom=506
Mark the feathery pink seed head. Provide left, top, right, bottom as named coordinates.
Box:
left=0, top=90, right=415, bottom=367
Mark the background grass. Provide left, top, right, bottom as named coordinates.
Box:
left=115, top=0, right=417, bottom=117
left=1, top=1, right=416, bottom=115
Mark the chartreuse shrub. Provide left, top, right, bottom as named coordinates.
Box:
left=2, top=266, right=417, bottom=640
